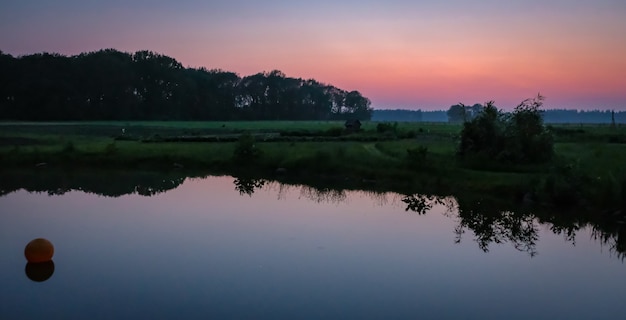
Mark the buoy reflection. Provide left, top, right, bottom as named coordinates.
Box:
left=25, top=261, right=55, bottom=282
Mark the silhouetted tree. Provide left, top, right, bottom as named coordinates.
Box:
left=0, top=49, right=372, bottom=121
left=458, top=95, right=553, bottom=164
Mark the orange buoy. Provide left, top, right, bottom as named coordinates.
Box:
left=24, top=238, right=54, bottom=263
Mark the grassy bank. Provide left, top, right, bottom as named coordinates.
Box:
left=1, top=121, right=625, bottom=211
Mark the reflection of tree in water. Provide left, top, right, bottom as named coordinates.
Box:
left=233, top=177, right=266, bottom=196
left=455, top=209, right=539, bottom=256
left=453, top=200, right=624, bottom=259
left=591, top=216, right=626, bottom=260
left=363, top=191, right=391, bottom=207
left=540, top=208, right=626, bottom=260
left=236, top=181, right=626, bottom=260
left=263, top=181, right=390, bottom=205
left=133, top=177, right=187, bottom=196
left=299, top=186, right=347, bottom=204
left=401, top=194, right=444, bottom=215
left=401, top=194, right=538, bottom=256
left=450, top=197, right=539, bottom=256
left=0, top=170, right=188, bottom=197
left=548, top=224, right=581, bottom=245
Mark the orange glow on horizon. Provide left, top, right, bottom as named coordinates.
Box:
left=2, top=0, right=624, bottom=109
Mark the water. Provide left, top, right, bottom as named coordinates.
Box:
left=1, top=176, right=625, bottom=319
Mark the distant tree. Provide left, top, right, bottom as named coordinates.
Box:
left=0, top=51, right=16, bottom=119
left=342, top=90, right=373, bottom=120
left=447, top=103, right=483, bottom=123
left=422, top=110, right=448, bottom=122
left=372, top=109, right=422, bottom=122
left=447, top=104, right=466, bottom=123
left=468, top=104, right=483, bottom=120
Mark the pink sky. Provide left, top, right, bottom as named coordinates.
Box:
left=1, top=0, right=624, bottom=110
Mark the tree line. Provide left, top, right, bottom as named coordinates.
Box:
left=446, top=104, right=625, bottom=124
left=374, top=106, right=625, bottom=124
left=0, top=49, right=372, bottom=121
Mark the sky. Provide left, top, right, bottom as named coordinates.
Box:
left=1, top=0, right=625, bottom=110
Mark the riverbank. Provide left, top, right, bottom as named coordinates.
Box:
left=1, top=121, right=625, bottom=212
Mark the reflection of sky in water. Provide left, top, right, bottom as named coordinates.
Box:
left=1, top=176, right=626, bottom=319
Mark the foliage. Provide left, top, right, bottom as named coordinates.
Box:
left=0, top=50, right=373, bottom=121
left=504, top=95, right=554, bottom=163
left=458, top=101, right=505, bottom=160
left=458, top=95, right=553, bottom=164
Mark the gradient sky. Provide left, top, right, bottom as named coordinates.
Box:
left=1, top=0, right=625, bottom=110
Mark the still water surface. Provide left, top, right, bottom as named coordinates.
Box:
left=1, top=176, right=625, bottom=319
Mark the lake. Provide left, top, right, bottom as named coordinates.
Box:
left=1, top=175, right=625, bottom=319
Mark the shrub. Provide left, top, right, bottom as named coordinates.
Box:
left=458, top=95, right=554, bottom=164
left=504, top=95, right=554, bottom=162
left=458, top=101, right=505, bottom=160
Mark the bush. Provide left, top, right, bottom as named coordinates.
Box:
left=504, top=95, right=554, bottom=162
left=458, top=95, right=554, bottom=164
left=458, top=102, right=505, bottom=160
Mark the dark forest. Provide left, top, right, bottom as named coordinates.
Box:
left=0, top=49, right=373, bottom=121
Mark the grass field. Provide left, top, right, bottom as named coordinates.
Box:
left=1, top=120, right=625, bottom=211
